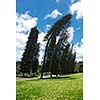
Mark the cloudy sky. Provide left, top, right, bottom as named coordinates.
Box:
left=16, top=0, right=83, bottom=63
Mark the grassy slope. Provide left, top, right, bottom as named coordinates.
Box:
left=16, top=73, right=83, bottom=100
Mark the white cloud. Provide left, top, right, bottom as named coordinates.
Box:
left=16, top=11, right=38, bottom=61
left=16, top=32, right=29, bottom=61
left=16, top=32, right=28, bottom=48
left=44, top=9, right=62, bottom=19
left=70, top=1, right=83, bottom=19
left=38, top=32, right=47, bottom=49
left=67, top=27, right=74, bottom=43
left=39, top=50, right=45, bottom=65
left=38, top=32, right=47, bottom=63
left=74, top=38, right=83, bottom=62
left=16, top=11, right=38, bottom=33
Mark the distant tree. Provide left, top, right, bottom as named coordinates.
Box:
left=79, top=62, right=83, bottom=73
left=74, top=62, right=80, bottom=73
left=74, top=61, right=83, bottom=73
left=20, top=27, right=39, bottom=77
left=16, top=61, right=21, bottom=75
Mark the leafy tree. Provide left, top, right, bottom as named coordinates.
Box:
left=20, top=27, right=39, bottom=77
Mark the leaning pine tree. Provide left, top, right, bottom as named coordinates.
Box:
left=40, top=13, right=72, bottom=78
left=67, top=45, right=76, bottom=74
left=50, top=29, right=70, bottom=77
left=20, top=27, right=39, bottom=77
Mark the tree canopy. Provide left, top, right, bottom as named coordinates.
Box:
left=40, top=13, right=76, bottom=78
left=18, top=13, right=77, bottom=78
left=20, top=27, right=40, bottom=77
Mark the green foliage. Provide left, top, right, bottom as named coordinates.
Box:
left=44, top=14, right=72, bottom=40
left=20, top=27, right=40, bottom=77
left=74, top=64, right=80, bottom=73
left=16, top=61, right=21, bottom=74
left=41, top=13, right=73, bottom=78
left=74, top=62, right=83, bottom=73
left=18, top=13, right=77, bottom=79
left=16, top=73, right=83, bottom=100
left=60, top=43, right=70, bottom=74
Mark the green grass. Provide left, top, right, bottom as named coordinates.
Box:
left=16, top=73, right=83, bottom=100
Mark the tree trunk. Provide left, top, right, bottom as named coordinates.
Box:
left=42, top=34, right=54, bottom=77
left=50, top=72, right=52, bottom=78
left=32, top=73, right=35, bottom=77
left=23, top=72, right=25, bottom=77
left=56, top=74, right=58, bottom=77
left=40, top=72, right=43, bottom=79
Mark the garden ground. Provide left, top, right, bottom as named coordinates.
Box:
left=16, top=73, right=83, bottom=100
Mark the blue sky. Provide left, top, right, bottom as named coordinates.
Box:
left=16, top=0, right=83, bottom=62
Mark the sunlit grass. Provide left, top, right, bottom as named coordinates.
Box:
left=16, top=73, right=83, bottom=100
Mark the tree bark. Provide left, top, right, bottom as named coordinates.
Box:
left=56, top=74, right=58, bottom=77
left=40, top=72, right=43, bottom=79
left=50, top=72, right=52, bottom=78
left=23, top=72, right=25, bottom=77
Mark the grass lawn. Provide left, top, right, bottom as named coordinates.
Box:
left=16, top=73, right=83, bottom=100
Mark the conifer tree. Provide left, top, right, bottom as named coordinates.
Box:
left=60, top=43, right=70, bottom=74
left=40, top=14, right=72, bottom=78
left=20, top=27, right=39, bottom=77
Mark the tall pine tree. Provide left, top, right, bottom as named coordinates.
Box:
left=20, top=27, right=39, bottom=77
left=40, top=14, right=72, bottom=78
left=50, top=29, right=70, bottom=77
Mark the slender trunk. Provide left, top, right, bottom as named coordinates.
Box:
left=41, top=40, right=49, bottom=79
left=50, top=72, right=52, bottom=78
left=28, top=72, right=30, bottom=75
left=40, top=72, right=43, bottom=79
left=41, top=35, right=52, bottom=79
left=32, top=73, right=35, bottom=77
left=23, top=72, right=24, bottom=77
left=56, top=74, right=58, bottom=77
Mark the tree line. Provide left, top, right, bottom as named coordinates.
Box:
left=17, top=13, right=82, bottom=78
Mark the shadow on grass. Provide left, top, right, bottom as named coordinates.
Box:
left=40, top=76, right=76, bottom=80
left=16, top=75, right=38, bottom=78
left=16, top=74, right=78, bottom=81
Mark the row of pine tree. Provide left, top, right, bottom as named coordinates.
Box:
left=19, top=13, right=77, bottom=78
